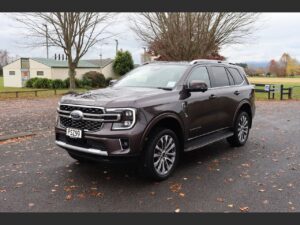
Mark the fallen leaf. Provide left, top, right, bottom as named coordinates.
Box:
left=240, top=206, right=249, bottom=212
left=228, top=204, right=234, bottom=208
left=179, top=192, right=185, bottom=197
left=175, top=208, right=180, bottom=213
left=217, top=198, right=224, bottom=202
left=65, top=194, right=72, bottom=200
left=170, top=183, right=182, bottom=193
left=28, top=203, right=35, bottom=208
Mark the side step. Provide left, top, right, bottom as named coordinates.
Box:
left=184, top=130, right=234, bottom=152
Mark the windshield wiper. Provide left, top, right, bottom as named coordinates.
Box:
left=156, top=87, right=173, bottom=91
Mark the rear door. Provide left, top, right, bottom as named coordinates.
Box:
left=208, top=66, right=236, bottom=129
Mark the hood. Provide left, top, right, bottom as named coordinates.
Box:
left=60, top=86, right=172, bottom=108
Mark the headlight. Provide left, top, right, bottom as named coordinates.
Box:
left=105, top=108, right=136, bottom=130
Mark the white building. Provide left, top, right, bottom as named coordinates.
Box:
left=3, top=57, right=117, bottom=87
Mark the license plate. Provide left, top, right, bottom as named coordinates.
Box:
left=66, top=128, right=82, bottom=139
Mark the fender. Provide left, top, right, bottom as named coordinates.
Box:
left=232, top=99, right=253, bottom=128
left=139, top=112, right=185, bottom=150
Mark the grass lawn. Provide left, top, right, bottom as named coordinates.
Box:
left=0, top=76, right=87, bottom=99
left=248, top=77, right=300, bottom=100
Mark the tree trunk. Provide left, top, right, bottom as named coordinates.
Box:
left=68, top=65, right=76, bottom=91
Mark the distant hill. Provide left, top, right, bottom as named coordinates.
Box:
left=244, top=61, right=269, bottom=69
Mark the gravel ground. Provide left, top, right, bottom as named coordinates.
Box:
left=0, top=98, right=300, bottom=212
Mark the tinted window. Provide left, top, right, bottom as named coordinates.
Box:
left=228, top=68, right=244, bottom=84
left=226, top=69, right=235, bottom=85
left=37, top=71, right=44, bottom=76
left=210, top=67, right=229, bottom=87
left=9, top=71, right=15, bottom=75
left=188, top=66, right=210, bottom=88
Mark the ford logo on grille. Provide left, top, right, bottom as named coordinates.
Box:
left=70, top=110, right=83, bottom=120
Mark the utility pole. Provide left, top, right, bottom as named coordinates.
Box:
left=43, top=24, right=49, bottom=59
left=115, top=39, right=118, bottom=56
left=99, top=53, right=102, bottom=73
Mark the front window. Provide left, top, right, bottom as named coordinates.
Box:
left=113, top=64, right=188, bottom=89
left=37, top=71, right=44, bottom=76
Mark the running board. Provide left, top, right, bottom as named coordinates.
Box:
left=184, top=130, right=234, bottom=152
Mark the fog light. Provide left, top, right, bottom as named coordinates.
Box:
left=120, top=138, right=129, bottom=150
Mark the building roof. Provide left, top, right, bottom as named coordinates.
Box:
left=85, top=58, right=114, bottom=68
left=32, top=57, right=113, bottom=68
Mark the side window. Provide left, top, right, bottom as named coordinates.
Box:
left=9, top=71, right=15, bottom=75
left=188, top=66, right=211, bottom=88
left=226, top=69, right=235, bottom=85
left=228, top=68, right=244, bottom=85
left=210, top=66, right=229, bottom=87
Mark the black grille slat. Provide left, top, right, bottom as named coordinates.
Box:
left=60, top=105, right=103, bottom=114
left=59, top=104, right=104, bottom=131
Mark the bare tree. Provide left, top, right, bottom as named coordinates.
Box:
left=131, top=13, right=259, bottom=61
left=16, top=13, right=115, bottom=90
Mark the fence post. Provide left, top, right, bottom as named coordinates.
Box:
left=35, top=91, right=37, bottom=97
left=280, top=84, right=283, bottom=100
left=16, top=92, right=18, bottom=98
left=54, top=89, right=57, bottom=95
left=288, top=88, right=292, bottom=99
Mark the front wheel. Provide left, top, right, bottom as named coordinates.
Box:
left=227, top=111, right=250, bottom=147
left=140, top=128, right=180, bottom=181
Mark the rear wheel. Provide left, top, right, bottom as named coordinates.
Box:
left=227, top=111, right=250, bottom=147
left=140, top=128, right=179, bottom=181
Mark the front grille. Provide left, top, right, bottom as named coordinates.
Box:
left=58, top=104, right=104, bottom=131
left=60, top=105, right=104, bottom=114
left=60, top=116, right=102, bottom=131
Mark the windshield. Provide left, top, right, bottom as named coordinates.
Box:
left=113, top=64, right=188, bottom=89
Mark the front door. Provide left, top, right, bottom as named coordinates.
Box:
left=184, top=66, right=220, bottom=139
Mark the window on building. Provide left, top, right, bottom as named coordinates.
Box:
left=37, top=71, right=44, bottom=76
left=9, top=71, right=15, bottom=75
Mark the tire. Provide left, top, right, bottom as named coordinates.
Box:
left=140, top=127, right=180, bottom=181
left=227, top=111, right=250, bottom=147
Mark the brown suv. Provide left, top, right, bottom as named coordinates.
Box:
left=55, top=59, right=255, bottom=180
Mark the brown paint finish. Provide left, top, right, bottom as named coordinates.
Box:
left=55, top=61, right=255, bottom=159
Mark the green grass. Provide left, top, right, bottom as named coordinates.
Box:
left=248, top=77, right=300, bottom=100
left=0, top=76, right=88, bottom=99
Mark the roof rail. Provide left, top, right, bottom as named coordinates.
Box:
left=190, top=59, right=235, bottom=65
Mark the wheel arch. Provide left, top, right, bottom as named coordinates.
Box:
left=140, top=113, right=185, bottom=153
left=232, top=100, right=253, bottom=128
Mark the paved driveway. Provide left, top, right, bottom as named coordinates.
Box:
left=0, top=98, right=300, bottom=212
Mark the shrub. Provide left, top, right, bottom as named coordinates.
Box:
left=64, top=77, right=82, bottom=88
left=82, top=71, right=106, bottom=88
left=26, top=77, right=40, bottom=88
left=51, top=79, right=66, bottom=89
left=32, top=78, right=52, bottom=89
left=105, top=77, right=114, bottom=86
left=113, top=50, right=134, bottom=76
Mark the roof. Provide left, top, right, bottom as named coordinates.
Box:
left=85, top=58, right=114, bottom=68
left=32, top=57, right=113, bottom=68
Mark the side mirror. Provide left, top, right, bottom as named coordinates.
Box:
left=109, top=79, right=117, bottom=86
left=188, top=80, right=208, bottom=92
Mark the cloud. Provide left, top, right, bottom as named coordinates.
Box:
left=1, top=13, right=300, bottom=64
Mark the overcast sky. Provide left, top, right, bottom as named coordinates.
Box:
left=0, top=13, right=300, bottom=64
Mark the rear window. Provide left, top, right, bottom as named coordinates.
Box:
left=228, top=68, right=244, bottom=85
left=210, top=66, right=229, bottom=87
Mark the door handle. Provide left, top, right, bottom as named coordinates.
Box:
left=234, top=90, right=240, bottom=95
left=209, top=94, right=216, bottom=99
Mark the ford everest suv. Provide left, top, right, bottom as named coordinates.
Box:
left=55, top=59, right=255, bottom=180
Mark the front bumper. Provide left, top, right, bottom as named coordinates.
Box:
left=55, top=120, right=146, bottom=157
